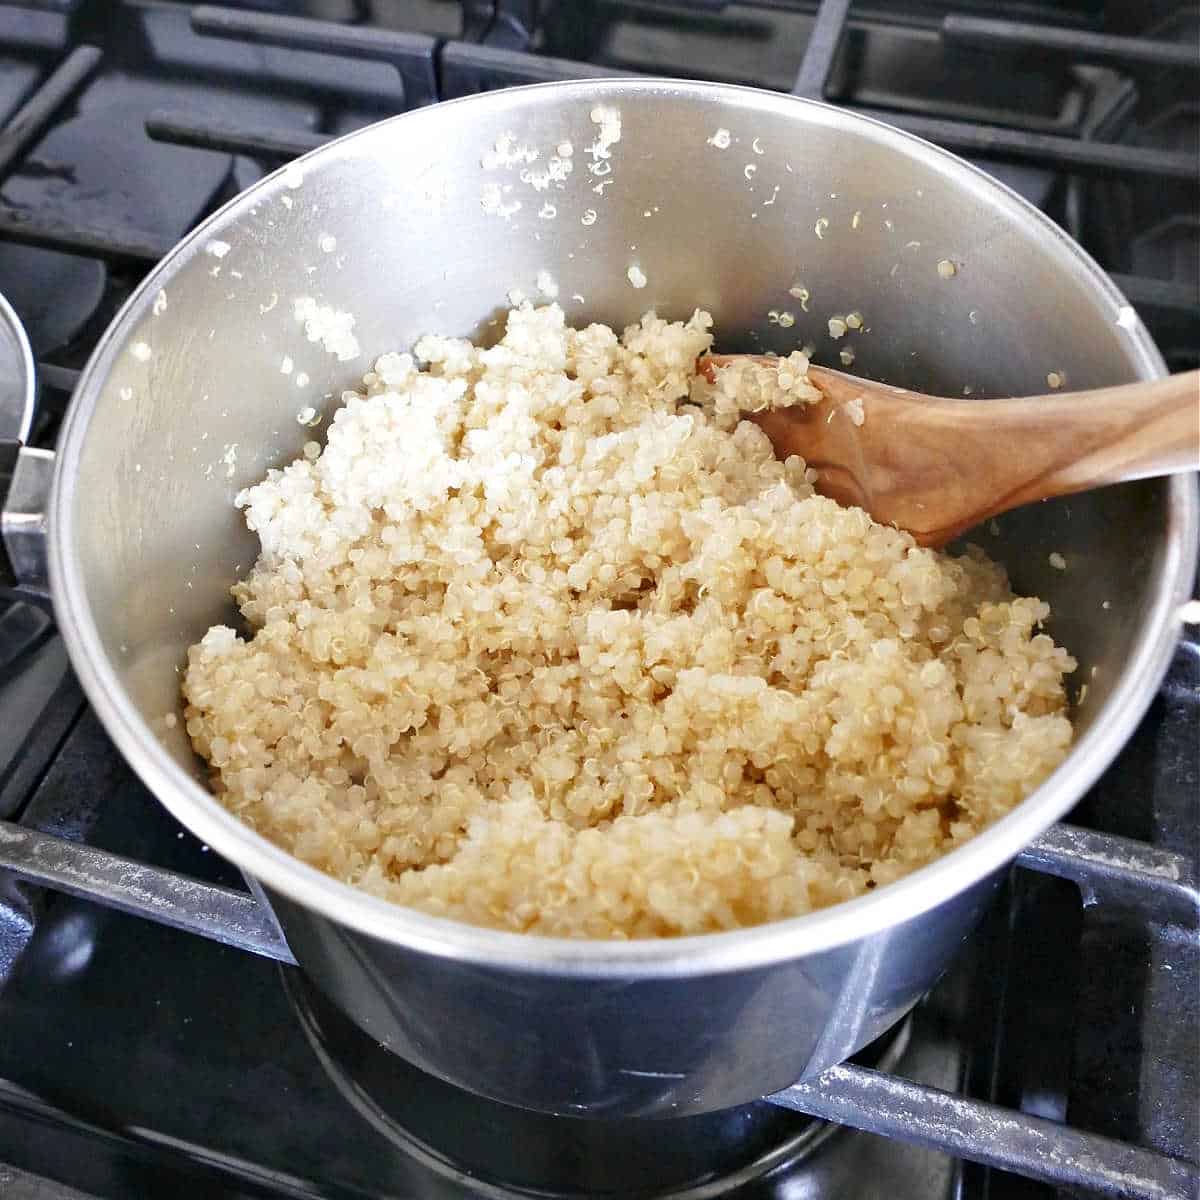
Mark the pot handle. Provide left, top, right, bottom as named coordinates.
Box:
left=0, top=817, right=296, bottom=964
left=0, top=290, right=49, bottom=600
left=1, top=439, right=53, bottom=599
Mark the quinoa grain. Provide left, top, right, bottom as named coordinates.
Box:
left=184, top=305, right=1075, bottom=939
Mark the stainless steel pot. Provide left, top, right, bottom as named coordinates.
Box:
left=1, top=80, right=1195, bottom=1118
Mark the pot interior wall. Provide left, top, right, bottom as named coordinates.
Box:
left=63, top=82, right=1170, bottom=786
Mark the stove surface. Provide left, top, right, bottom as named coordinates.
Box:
left=0, top=2, right=1196, bottom=1198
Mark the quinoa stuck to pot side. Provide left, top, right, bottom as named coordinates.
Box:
left=183, top=304, right=1075, bottom=939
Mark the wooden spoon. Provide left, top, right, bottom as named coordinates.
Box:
left=698, top=355, right=1199, bottom=548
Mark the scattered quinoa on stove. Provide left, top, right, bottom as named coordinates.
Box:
left=183, top=304, right=1076, bottom=940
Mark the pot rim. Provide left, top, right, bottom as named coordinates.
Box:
left=48, top=78, right=1199, bottom=977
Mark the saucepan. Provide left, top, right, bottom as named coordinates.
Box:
left=0, top=80, right=1195, bottom=1118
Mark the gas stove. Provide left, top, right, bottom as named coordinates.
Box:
left=0, top=3, right=1196, bottom=1198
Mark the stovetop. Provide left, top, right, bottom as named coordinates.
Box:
left=0, top=3, right=1197, bottom=1199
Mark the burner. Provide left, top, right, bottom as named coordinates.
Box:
left=282, top=967, right=910, bottom=1199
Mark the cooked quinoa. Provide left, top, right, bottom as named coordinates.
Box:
left=183, top=304, right=1076, bottom=939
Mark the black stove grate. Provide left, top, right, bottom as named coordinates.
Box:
left=0, top=3, right=1196, bottom=1198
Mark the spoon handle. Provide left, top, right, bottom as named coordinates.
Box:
left=951, top=370, right=1199, bottom=511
